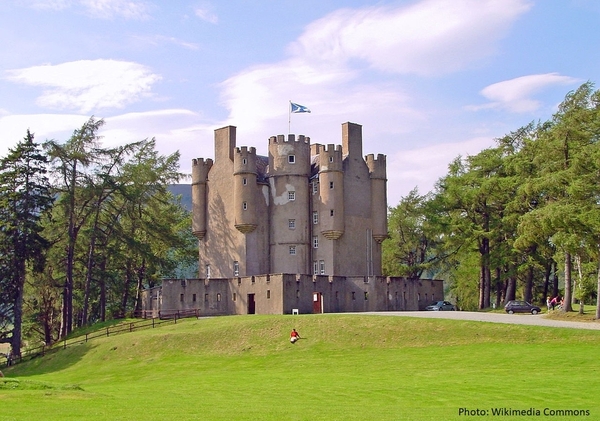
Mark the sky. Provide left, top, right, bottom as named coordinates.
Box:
left=1, top=0, right=599, bottom=206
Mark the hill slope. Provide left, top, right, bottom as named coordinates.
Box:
left=2, top=315, right=599, bottom=421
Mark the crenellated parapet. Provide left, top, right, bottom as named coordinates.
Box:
left=366, top=154, right=386, bottom=180
left=316, top=144, right=343, bottom=173
left=268, top=133, right=311, bottom=176
left=192, top=158, right=213, bottom=184
left=233, top=146, right=258, bottom=177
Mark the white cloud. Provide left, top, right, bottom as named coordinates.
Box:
left=219, top=0, right=532, bottom=146
left=6, top=60, right=161, bottom=113
left=289, top=0, right=532, bottom=75
left=25, top=0, right=152, bottom=19
left=194, top=3, right=218, bottom=24
left=131, top=34, right=200, bottom=50
left=0, top=113, right=89, bottom=157
left=387, top=136, right=495, bottom=204
left=472, top=73, right=580, bottom=113
left=27, top=0, right=71, bottom=10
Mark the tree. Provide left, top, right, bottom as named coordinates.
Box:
left=0, top=130, right=53, bottom=358
left=44, top=117, right=104, bottom=336
left=383, top=189, right=443, bottom=279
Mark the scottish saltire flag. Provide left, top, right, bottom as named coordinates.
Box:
left=290, top=102, right=311, bottom=113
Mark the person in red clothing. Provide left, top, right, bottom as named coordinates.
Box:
left=290, top=328, right=300, bottom=343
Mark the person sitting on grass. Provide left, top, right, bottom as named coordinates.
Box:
left=290, top=328, right=300, bottom=344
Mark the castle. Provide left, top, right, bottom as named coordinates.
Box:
left=140, top=122, right=443, bottom=317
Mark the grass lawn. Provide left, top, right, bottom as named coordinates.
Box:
left=1, top=314, right=599, bottom=421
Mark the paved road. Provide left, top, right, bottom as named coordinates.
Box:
left=358, top=311, right=600, bottom=330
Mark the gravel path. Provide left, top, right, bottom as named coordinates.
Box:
left=357, top=311, right=600, bottom=330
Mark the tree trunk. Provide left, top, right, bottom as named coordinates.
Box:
left=524, top=265, right=534, bottom=303
left=563, top=252, right=573, bottom=312
left=596, top=244, right=600, bottom=320
left=505, top=276, right=516, bottom=303
left=11, top=271, right=24, bottom=359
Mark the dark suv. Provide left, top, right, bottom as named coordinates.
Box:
left=504, top=300, right=541, bottom=315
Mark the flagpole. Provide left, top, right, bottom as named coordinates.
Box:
left=288, top=100, right=291, bottom=135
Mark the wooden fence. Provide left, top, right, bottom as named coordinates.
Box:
left=0, top=309, right=201, bottom=369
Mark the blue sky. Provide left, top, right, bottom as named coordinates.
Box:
left=1, top=0, right=599, bottom=206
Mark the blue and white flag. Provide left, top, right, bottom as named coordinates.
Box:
left=290, top=102, right=311, bottom=113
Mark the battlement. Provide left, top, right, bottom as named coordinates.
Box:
left=192, top=158, right=213, bottom=183
left=269, top=134, right=310, bottom=145
left=315, top=143, right=343, bottom=172
left=366, top=154, right=386, bottom=179
left=235, top=146, right=257, bottom=155
left=234, top=146, right=258, bottom=175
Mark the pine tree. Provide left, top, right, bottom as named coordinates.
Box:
left=0, top=130, right=53, bottom=358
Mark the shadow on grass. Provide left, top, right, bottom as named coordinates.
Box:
left=3, top=341, right=94, bottom=378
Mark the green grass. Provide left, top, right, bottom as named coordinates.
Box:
left=1, top=314, right=599, bottom=421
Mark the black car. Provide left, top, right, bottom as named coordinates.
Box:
left=425, top=301, right=456, bottom=311
left=504, top=300, right=541, bottom=315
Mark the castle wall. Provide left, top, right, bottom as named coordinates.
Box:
left=142, top=275, right=445, bottom=316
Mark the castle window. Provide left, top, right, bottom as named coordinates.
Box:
left=364, top=292, right=368, bottom=300
left=288, top=155, right=296, bottom=164
left=319, top=260, right=325, bottom=275
left=242, top=201, right=248, bottom=210
left=312, top=182, right=318, bottom=194
left=193, top=294, right=197, bottom=302
left=267, top=290, right=271, bottom=299
left=288, top=219, right=296, bottom=229
left=243, top=158, right=247, bottom=165
left=329, top=181, right=334, bottom=189
left=205, top=264, right=211, bottom=279
left=180, top=294, right=184, bottom=302
left=233, top=261, right=239, bottom=277
left=352, top=291, right=356, bottom=300
left=233, top=293, right=237, bottom=301
left=313, top=211, right=318, bottom=224
left=329, top=156, right=334, bottom=163
left=313, top=236, right=319, bottom=249
left=289, top=246, right=296, bottom=255
left=330, top=209, right=334, bottom=216
left=217, top=293, right=221, bottom=302
left=313, top=261, right=318, bottom=274
left=288, top=191, right=296, bottom=201
left=205, top=293, right=209, bottom=302
left=243, top=177, right=247, bottom=185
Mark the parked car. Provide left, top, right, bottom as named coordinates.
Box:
left=425, top=301, right=455, bottom=311
left=504, top=300, right=541, bottom=315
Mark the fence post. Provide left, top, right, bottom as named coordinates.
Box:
left=85, top=333, right=88, bottom=343
left=106, top=327, right=110, bottom=337
left=152, top=318, right=155, bottom=328
left=130, top=323, right=133, bottom=332
left=63, top=338, right=67, bottom=349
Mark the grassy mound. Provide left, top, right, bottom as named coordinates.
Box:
left=1, top=314, right=599, bottom=421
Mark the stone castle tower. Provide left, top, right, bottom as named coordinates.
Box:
left=192, top=122, right=387, bottom=278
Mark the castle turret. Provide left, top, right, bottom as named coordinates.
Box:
left=192, top=158, right=213, bottom=240
left=318, top=144, right=344, bottom=240
left=366, top=153, right=387, bottom=243
left=268, top=134, right=311, bottom=274
left=233, top=147, right=258, bottom=234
